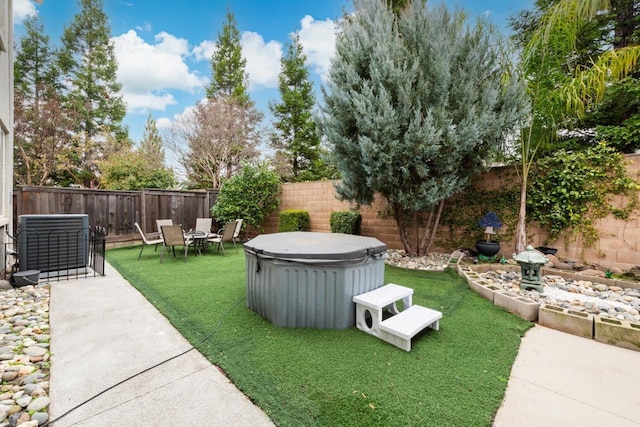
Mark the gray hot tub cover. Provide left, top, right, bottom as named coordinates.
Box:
left=243, top=232, right=387, bottom=264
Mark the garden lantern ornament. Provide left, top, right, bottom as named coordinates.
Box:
left=513, top=245, right=548, bottom=292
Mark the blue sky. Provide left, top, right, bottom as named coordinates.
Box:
left=13, top=0, right=533, bottom=147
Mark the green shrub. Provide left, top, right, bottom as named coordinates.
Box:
left=278, top=210, right=310, bottom=232
left=211, top=163, right=281, bottom=232
left=330, top=211, right=362, bottom=235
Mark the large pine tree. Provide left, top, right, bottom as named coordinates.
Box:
left=139, top=114, right=166, bottom=171
left=318, top=0, right=528, bottom=256
left=58, top=0, right=127, bottom=188
left=13, top=15, right=76, bottom=186
left=269, top=34, right=324, bottom=182
left=206, top=10, right=249, bottom=104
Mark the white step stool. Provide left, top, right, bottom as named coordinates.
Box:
left=353, top=283, right=442, bottom=351
left=353, top=283, right=413, bottom=336
left=378, top=305, right=441, bottom=351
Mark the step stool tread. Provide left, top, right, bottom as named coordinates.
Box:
left=352, top=283, right=413, bottom=309
left=379, top=305, right=442, bottom=339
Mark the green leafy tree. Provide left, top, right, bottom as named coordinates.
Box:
left=13, top=15, right=77, bottom=186
left=99, top=117, right=175, bottom=190
left=317, top=0, right=528, bottom=256
left=58, top=0, right=128, bottom=188
left=269, top=34, right=328, bottom=182
left=211, top=163, right=281, bottom=231
left=206, top=10, right=249, bottom=105
left=510, top=0, right=640, bottom=252
left=99, top=150, right=174, bottom=190
left=510, top=0, right=640, bottom=155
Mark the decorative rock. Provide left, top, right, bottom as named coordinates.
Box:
left=546, top=254, right=560, bottom=265
left=21, top=373, right=44, bottom=386
left=15, top=397, right=31, bottom=408
left=0, top=285, right=50, bottom=425
left=608, top=266, right=624, bottom=275
left=16, top=420, right=38, bottom=427
left=30, top=412, right=48, bottom=426
left=22, top=347, right=45, bottom=357
left=26, top=397, right=49, bottom=412
left=554, top=262, right=574, bottom=270
left=581, top=269, right=606, bottom=277
left=1, top=372, right=18, bottom=382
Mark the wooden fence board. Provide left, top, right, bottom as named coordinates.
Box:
left=13, top=186, right=218, bottom=243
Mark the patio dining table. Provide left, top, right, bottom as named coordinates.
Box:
left=185, top=230, right=208, bottom=256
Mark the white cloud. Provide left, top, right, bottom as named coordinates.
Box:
left=12, top=0, right=38, bottom=24
left=111, top=30, right=207, bottom=112
left=125, top=92, right=176, bottom=111
left=241, top=32, right=282, bottom=90
left=192, top=40, right=216, bottom=62
left=297, top=15, right=337, bottom=81
left=155, top=117, right=172, bottom=130
left=136, top=22, right=152, bottom=33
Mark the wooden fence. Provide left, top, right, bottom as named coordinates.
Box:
left=13, top=186, right=218, bottom=243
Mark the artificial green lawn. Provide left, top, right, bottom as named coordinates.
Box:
left=107, top=244, right=532, bottom=426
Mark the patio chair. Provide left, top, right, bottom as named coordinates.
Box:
left=195, top=218, right=214, bottom=236
left=134, top=222, right=163, bottom=261
left=156, top=219, right=173, bottom=239
left=187, top=218, right=214, bottom=255
left=207, top=220, right=237, bottom=256
left=231, top=219, right=244, bottom=253
left=160, top=225, right=192, bottom=263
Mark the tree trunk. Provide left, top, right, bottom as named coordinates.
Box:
left=393, top=204, right=417, bottom=256
left=418, top=210, right=434, bottom=257
left=514, top=175, right=528, bottom=253
left=421, top=199, right=445, bottom=255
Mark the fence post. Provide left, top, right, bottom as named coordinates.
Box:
left=140, top=189, right=147, bottom=233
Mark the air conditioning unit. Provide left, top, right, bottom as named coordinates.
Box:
left=18, top=214, right=90, bottom=277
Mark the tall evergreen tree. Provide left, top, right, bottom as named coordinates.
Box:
left=269, top=34, right=325, bottom=182
left=139, top=113, right=165, bottom=170
left=13, top=15, right=76, bottom=186
left=206, top=10, right=249, bottom=104
left=176, top=9, right=259, bottom=188
left=317, top=0, right=528, bottom=256
left=58, top=0, right=127, bottom=188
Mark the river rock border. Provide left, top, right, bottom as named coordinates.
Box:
left=0, top=282, right=50, bottom=427
left=457, top=264, right=640, bottom=352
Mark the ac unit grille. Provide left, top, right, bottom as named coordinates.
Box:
left=18, top=215, right=89, bottom=274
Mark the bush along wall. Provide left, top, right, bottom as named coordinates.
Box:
left=438, top=187, right=520, bottom=252
left=278, top=210, right=311, bottom=232
left=330, top=211, right=362, bottom=235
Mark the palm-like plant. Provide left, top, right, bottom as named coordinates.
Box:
left=513, top=0, right=640, bottom=252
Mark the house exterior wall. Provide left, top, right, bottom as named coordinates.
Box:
left=261, top=155, right=640, bottom=271
left=0, top=1, right=14, bottom=272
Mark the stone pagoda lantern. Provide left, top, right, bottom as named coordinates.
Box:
left=513, top=245, right=548, bottom=292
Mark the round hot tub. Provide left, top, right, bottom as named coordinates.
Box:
left=243, top=232, right=387, bottom=329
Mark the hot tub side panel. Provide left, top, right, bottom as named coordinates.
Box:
left=245, top=252, right=278, bottom=322
left=246, top=254, right=386, bottom=329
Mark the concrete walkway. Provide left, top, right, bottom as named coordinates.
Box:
left=493, top=325, right=640, bottom=426
left=49, top=263, right=640, bottom=426
left=49, top=262, right=274, bottom=427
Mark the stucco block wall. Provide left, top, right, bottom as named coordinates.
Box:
left=261, top=155, right=640, bottom=270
